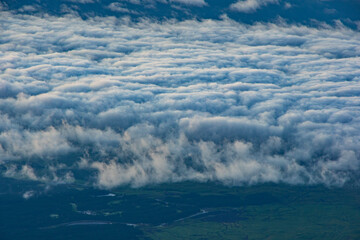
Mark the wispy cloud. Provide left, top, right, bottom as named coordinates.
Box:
left=0, top=11, right=359, bottom=188
left=107, top=0, right=207, bottom=9
left=230, top=0, right=279, bottom=13
left=170, top=0, right=207, bottom=7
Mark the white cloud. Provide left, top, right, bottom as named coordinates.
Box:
left=230, top=0, right=278, bottom=13
left=284, top=2, right=292, bottom=9
left=18, top=5, right=40, bottom=12
left=170, top=0, right=207, bottom=7
left=0, top=11, right=359, bottom=188
left=64, top=0, right=96, bottom=3
left=107, top=0, right=207, bottom=9
left=107, top=2, right=132, bottom=13
left=23, top=190, right=35, bottom=199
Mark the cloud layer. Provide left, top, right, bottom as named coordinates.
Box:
left=1, top=11, right=360, bottom=188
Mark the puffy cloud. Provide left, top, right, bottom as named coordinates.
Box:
left=0, top=11, right=359, bottom=188
left=230, top=0, right=279, bottom=13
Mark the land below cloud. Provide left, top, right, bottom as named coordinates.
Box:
left=1, top=178, right=359, bottom=239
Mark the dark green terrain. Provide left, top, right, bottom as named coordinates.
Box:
left=1, top=178, right=359, bottom=239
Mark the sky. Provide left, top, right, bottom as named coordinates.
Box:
left=0, top=0, right=360, bottom=189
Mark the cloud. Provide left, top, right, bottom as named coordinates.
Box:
left=18, top=5, right=40, bottom=13
left=284, top=2, right=292, bottom=9
left=107, top=2, right=133, bottom=13
left=170, top=0, right=207, bottom=7
left=230, top=0, right=278, bottom=13
left=64, top=0, right=96, bottom=3
left=22, top=190, right=35, bottom=199
left=0, top=11, right=359, bottom=188
left=107, top=0, right=207, bottom=9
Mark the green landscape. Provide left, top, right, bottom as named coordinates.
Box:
left=1, top=178, right=359, bottom=239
